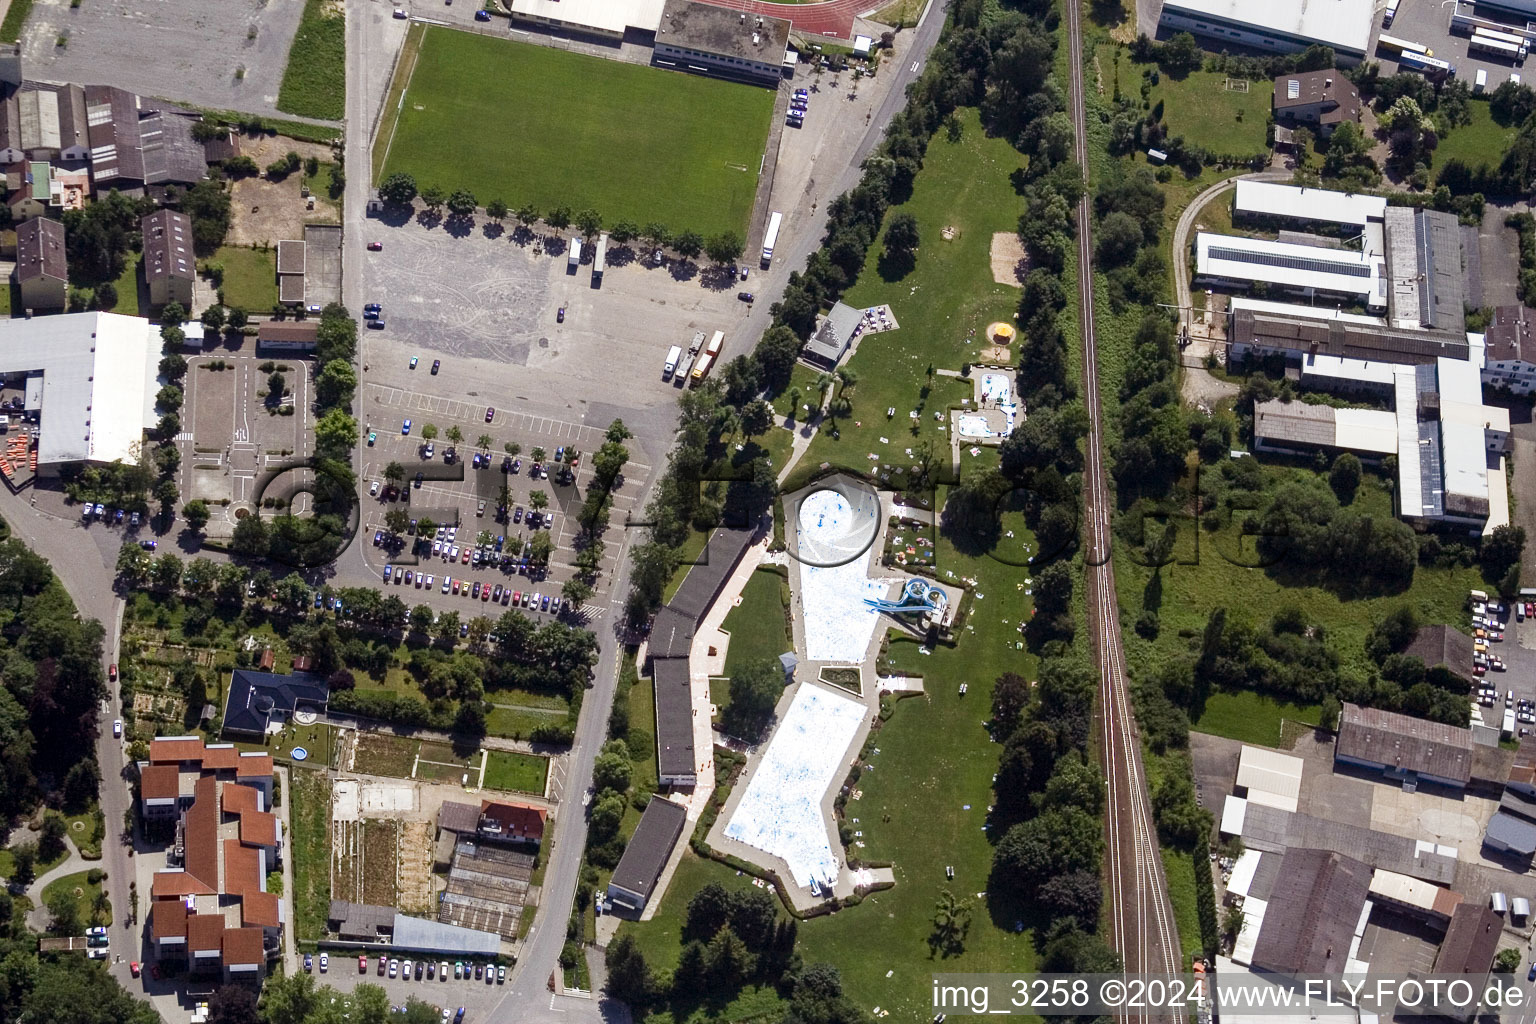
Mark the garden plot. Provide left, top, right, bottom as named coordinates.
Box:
left=361, top=819, right=399, bottom=906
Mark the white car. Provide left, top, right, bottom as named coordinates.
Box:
left=449, top=545, right=459, bottom=561
left=112, top=719, right=122, bottom=738
left=442, top=576, right=452, bottom=594
left=424, top=574, right=434, bottom=589
left=319, top=954, right=329, bottom=973
left=370, top=481, right=380, bottom=496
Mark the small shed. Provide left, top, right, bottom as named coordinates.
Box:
left=779, top=652, right=798, bottom=679
left=1514, top=896, right=1531, bottom=920
left=1491, top=892, right=1509, bottom=914
left=852, top=34, right=872, bottom=56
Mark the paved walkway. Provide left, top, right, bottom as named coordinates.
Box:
left=24, top=836, right=89, bottom=931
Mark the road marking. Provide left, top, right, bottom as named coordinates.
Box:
left=910, top=60, right=920, bottom=72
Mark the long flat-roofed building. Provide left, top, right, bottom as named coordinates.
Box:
left=607, top=796, right=688, bottom=911
left=1158, top=0, right=1373, bottom=62
left=1196, top=232, right=1387, bottom=310
left=509, top=0, right=667, bottom=39
left=653, top=0, right=792, bottom=85
left=1234, top=180, right=1384, bottom=230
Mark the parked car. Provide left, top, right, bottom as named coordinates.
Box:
left=305, top=955, right=313, bottom=973
left=442, top=576, right=452, bottom=594
left=432, top=359, right=441, bottom=374
left=393, top=7, right=406, bottom=17
left=410, top=356, right=419, bottom=369
left=475, top=8, right=491, bottom=18
left=113, top=719, right=122, bottom=738
left=369, top=240, right=384, bottom=250
left=360, top=955, right=369, bottom=973
left=364, top=303, right=382, bottom=313
left=140, top=540, right=156, bottom=550
left=738, top=291, right=754, bottom=302
left=402, top=419, right=412, bottom=434
left=368, top=320, right=386, bottom=329
left=485, top=407, right=495, bottom=422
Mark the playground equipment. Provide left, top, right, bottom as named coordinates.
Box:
left=865, top=577, right=948, bottom=624
left=986, top=322, right=1016, bottom=345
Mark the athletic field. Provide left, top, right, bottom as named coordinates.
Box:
left=376, top=26, right=775, bottom=239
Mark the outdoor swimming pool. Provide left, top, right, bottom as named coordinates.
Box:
left=980, top=372, right=1011, bottom=405
left=797, top=489, right=897, bottom=662
left=723, top=683, right=867, bottom=890
left=956, top=414, right=992, bottom=437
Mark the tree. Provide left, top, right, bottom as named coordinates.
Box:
left=588, top=790, right=625, bottom=842
left=486, top=198, right=509, bottom=223
left=505, top=441, right=522, bottom=457
left=453, top=700, right=487, bottom=740
left=261, top=971, right=319, bottom=1024
left=314, top=408, right=359, bottom=458
left=705, top=926, right=756, bottom=988
left=739, top=399, right=774, bottom=438
left=1496, top=947, right=1523, bottom=973
left=1379, top=95, right=1438, bottom=168
left=231, top=513, right=270, bottom=557
left=46, top=888, right=80, bottom=935
left=610, top=220, right=639, bottom=243
left=411, top=604, right=435, bottom=634
left=930, top=889, right=973, bottom=956
left=447, top=425, right=464, bottom=445
left=420, top=185, right=446, bottom=214
left=575, top=208, right=602, bottom=239
left=592, top=739, right=633, bottom=793
left=1329, top=452, right=1362, bottom=504
left=64, top=757, right=101, bottom=810
left=160, top=301, right=187, bottom=328
left=206, top=983, right=261, bottom=1024
left=547, top=205, right=572, bottom=233
left=722, top=658, right=784, bottom=739
left=477, top=433, right=493, bottom=450
left=379, top=172, right=418, bottom=207
left=705, top=231, right=745, bottom=265
left=529, top=531, right=554, bottom=565
left=1159, top=31, right=1202, bottom=76
left=991, top=671, right=1031, bottom=737
left=529, top=489, right=549, bottom=512
left=1096, top=211, right=1143, bottom=267
left=673, top=229, right=704, bottom=259
left=10, top=842, right=35, bottom=886
left=884, top=210, right=920, bottom=256
left=446, top=189, right=477, bottom=218
left=1039, top=870, right=1103, bottom=927
left=605, top=934, right=654, bottom=1006
left=116, top=542, right=151, bottom=586
left=315, top=359, right=357, bottom=408
left=181, top=500, right=210, bottom=532
left=384, top=508, right=410, bottom=537
left=562, top=577, right=594, bottom=607
left=436, top=610, right=461, bottom=645
left=384, top=461, right=405, bottom=485
left=643, top=222, right=669, bottom=250
left=991, top=806, right=1103, bottom=900
left=200, top=305, right=225, bottom=331
left=421, top=423, right=439, bottom=441
left=150, top=553, right=184, bottom=591
left=515, top=203, right=539, bottom=229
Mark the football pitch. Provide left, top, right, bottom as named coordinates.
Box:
left=376, top=26, right=776, bottom=239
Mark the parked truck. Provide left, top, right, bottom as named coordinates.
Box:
left=568, top=237, right=582, bottom=270
left=663, top=345, right=682, bottom=379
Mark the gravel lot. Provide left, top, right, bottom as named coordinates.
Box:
left=22, top=0, right=308, bottom=117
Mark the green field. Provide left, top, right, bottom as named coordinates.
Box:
left=290, top=768, right=331, bottom=941
left=40, top=870, right=108, bottom=932
left=277, top=0, right=346, bottom=120
left=377, top=27, right=774, bottom=238
left=211, top=246, right=279, bottom=311
left=721, top=568, right=791, bottom=675
left=1435, top=98, right=1517, bottom=171
left=1148, top=69, right=1272, bottom=156
left=483, top=750, right=548, bottom=794
left=1192, top=690, right=1323, bottom=746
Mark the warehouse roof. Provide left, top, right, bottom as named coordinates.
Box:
left=1162, top=0, right=1373, bottom=55
left=1368, top=868, right=1463, bottom=918
left=391, top=913, right=500, bottom=956
left=657, top=0, right=791, bottom=61
left=1486, top=811, right=1536, bottom=855
left=1250, top=848, right=1372, bottom=974
left=1234, top=181, right=1384, bottom=229
left=1252, top=398, right=1398, bottom=455
left=1230, top=304, right=1467, bottom=363
left=1434, top=904, right=1503, bottom=974
left=1197, top=232, right=1386, bottom=305
left=608, top=796, right=688, bottom=904
left=653, top=656, right=696, bottom=784
left=1235, top=746, right=1304, bottom=813
left=1337, top=702, right=1474, bottom=784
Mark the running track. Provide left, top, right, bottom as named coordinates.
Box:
left=702, top=0, right=867, bottom=39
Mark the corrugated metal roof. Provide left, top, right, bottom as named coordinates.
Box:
left=1337, top=703, right=1474, bottom=783
left=391, top=912, right=500, bottom=955
left=1251, top=848, right=1372, bottom=974
left=1236, top=746, right=1303, bottom=813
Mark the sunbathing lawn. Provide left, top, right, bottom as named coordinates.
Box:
left=721, top=568, right=791, bottom=675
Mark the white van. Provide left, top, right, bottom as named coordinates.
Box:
left=663, top=345, right=682, bottom=379
left=1476, top=68, right=1488, bottom=93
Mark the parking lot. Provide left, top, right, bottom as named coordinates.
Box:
left=20, top=0, right=308, bottom=117
left=180, top=351, right=314, bottom=522
left=300, top=955, right=510, bottom=1021
left=357, top=393, right=648, bottom=612
left=1376, top=0, right=1529, bottom=90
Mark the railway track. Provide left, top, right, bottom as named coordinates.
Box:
left=1061, top=0, right=1183, bottom=997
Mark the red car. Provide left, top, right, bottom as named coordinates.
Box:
left=359, top=955, right=368, bottom=973
left=129, top=962, right=140, bottom=978
left=109, top=663, right=117, bottom=681
left=367, top=241, right=383, bottom=251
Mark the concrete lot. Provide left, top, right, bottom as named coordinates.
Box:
left=306, top=225, right=344, bottom=309
left=180, top=351, right=313, bottom=522
left=1357, top=908, right=1441, bottom=974
left=1377, top=1, right=1528, bottom=92
left=21, top=0, right=307, bottom=117
left=310, top=959, right=508, bottom=1017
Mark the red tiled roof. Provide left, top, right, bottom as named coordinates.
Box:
left=186, top=913, right=225, bottom=952
left=200, top=745, right=240, bottom=771
left=239, top=810, right=278, bottom=848
left=222, top=840, right=263, bottom=899
left=479, top=800, right=546, bottom=842
left=222, top=926, right=265, bottom=966
left=242, top=890, right=281, bottom=929
left=150, top=737, right=205, bottom=764
left=151, top=897, right=189, bottom=940
left=151, top=871, right=215, bottom=899
left=221, top=782, right=259, bottom=816
left=140, top=764, right=181, bottom=801
left=184, top=776, right=220, bottom=890
left=236, top=754, right=274, bottom=778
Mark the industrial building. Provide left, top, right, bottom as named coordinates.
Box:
left=0, top=311, right=161, bottom=474
left=1234, top=179, right=1382, bottom=230
left=607, top=796, right=688, bottom=912
left=326, top=901, right=500, bottom=957
left=1158, top=0, right=1373, bottom=62
left=1335, top=703, right=1474, bottom=790
left=653, top=0, right=793, bottom=85
left=509, top=0, right=666, bottom=40
left=142, top=209, right=194, bottom=308
left=1242, top=848, right=1374, bottom=974
left=1195, top=232, right=1386, bottom=310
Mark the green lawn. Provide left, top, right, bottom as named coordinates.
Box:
left=66, top=805, right=104, bottom=860
left=40, top=869, right=109, bottom=932
left=721, top=568, right=791, bottom=675
left=662, top=527, right=713, bottom=605
left=289, top=768, right=331, bottom=941
left=1160, top=847, right=1204, bottom=963
left=276, top=0, right=346, bottom=120
left=1435, top=98, right=1517, bottom=171
left=211, top=246, right=278, bottom=311
left=798, top=106, right=1023, bottom=478
left=483, top=750, right=548, bottom=794
left=1147, top=68, right=1272, bottom=156
left=377, top=27, right=775, bottom=238
left=353, top=732, right=420, bottom=777
left=1192, top=690, right=1322, bottom=746
left=0, top=0, right=33, bottom=43
left=112, top=252, right=140, bottom=316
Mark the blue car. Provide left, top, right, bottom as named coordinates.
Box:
left=314, top=591, right=323, bottom=608
left=402, top=418, right=412, bottom=435
left=1528, top=963, right=1535, bottom=982
left=474, top=8, right=490, bottom=18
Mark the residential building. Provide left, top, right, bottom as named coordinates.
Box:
left=1483, top=305, right=1536, bottom=394
left=138, top=735, right=275, bottom=820
left=221, top=669, right=329, bottom=739
left=1335, top=702, right=1474, bottom=789
left=653, top=0, right=793, bottom=85
left=606, top=796, right=688, bottom=911
left=1271, top=72, right=1361, bottom=137
left=1158, top=0, right=1373, bottom=62
left=436, top=799, right=547, bottom=845
left=802, top=300, right=863, bottom=368
left=142, top=209, right=194, bottom=308
left=148, top=772, right=282, bottom=981
left=256, top=320, right=319, bottom=352
left=15, top=215, right=64, bottom=312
